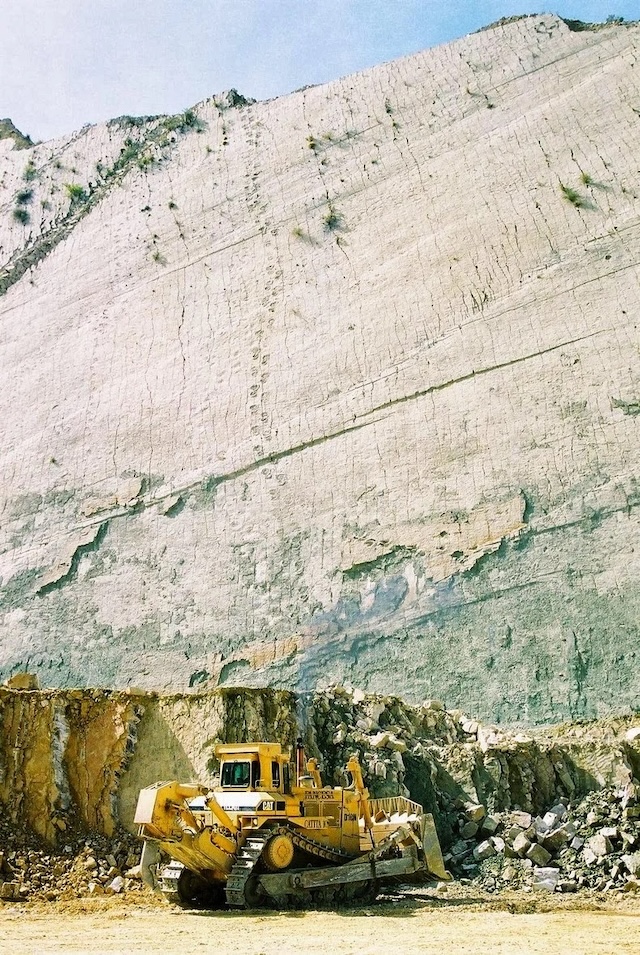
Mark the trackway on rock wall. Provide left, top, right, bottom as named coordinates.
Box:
left=1, top=17, right=640, bottom=721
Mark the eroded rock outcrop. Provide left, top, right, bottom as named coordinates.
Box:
left=0, top=684, right=637, bottom=849
left=0, top=16, right=639, bottom=720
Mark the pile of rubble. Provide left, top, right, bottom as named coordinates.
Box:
left=0, top=821, right=145, bottom=903
left=308, top=686, right=640, bottom=895
left=447, top=783, right=640, bottom=893
left=308, top=688, right=459, bottom=789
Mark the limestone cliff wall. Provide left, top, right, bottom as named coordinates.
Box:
left=0, top=17, right=639, bottom=721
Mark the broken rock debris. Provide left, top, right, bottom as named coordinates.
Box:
left=447, top=784, right=640, bottom=893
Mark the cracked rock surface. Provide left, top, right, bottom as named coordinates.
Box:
left=0, top=16, right=639, bottom=719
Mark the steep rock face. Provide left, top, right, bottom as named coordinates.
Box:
left=0, top=686, right=637, bottom=848
left=0, top=16, right=639, bottom=721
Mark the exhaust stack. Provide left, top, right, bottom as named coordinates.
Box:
left=295, top=737, right=305, bottom=785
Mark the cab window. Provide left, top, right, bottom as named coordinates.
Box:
left=272, top=761, right=280, bottom=788
left=221, top=761, right=251, bottom=788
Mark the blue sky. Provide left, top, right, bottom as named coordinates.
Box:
left=3, top=1, right=638, bottom=143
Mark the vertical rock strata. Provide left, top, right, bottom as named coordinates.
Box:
left=0, top=688, right=141, bottom=841
left=0, top=17, right=639, bottom=720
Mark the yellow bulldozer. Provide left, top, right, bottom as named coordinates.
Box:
left=134, top=739, right=450, bottom=908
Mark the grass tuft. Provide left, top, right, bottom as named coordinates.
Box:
left=560, top=182, right=585, bottom=207
left=323, top=204, right=342, bottom=232
left=64, top=182, right=86, bottom=203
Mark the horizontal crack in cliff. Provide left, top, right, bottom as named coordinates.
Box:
left=69, top=418, right=379, bottom=531
left=358, top=330, right=607, bottom=421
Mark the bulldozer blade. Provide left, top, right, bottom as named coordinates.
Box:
left=140, top=840, right=162, bottom=891
left=421, top=814, right=451, bottom=882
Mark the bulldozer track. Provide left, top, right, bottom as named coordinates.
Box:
left=225, top=833, right=271, bottom=908
left=284, top=826, right=351, bottom=864
left=225, top=825, right=350, bottom=909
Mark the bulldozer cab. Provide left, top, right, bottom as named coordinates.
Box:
left=215, top=742, right=289, bottom=793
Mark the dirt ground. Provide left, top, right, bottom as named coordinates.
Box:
left=0, top=887, right=639, bottom=955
